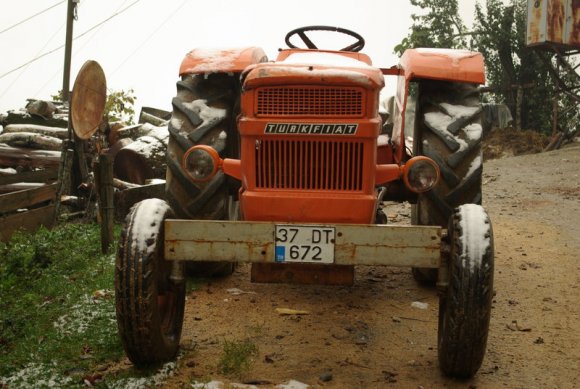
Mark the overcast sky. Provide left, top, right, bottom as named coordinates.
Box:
left=0, top=0, right=479, bottom=117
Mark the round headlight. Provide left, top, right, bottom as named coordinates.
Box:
left=403, top=157, right=440, bottom=193
left=182, top=146, right=220, bottom=182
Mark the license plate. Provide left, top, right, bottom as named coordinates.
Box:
left=274, top=225, right=335, bottom=264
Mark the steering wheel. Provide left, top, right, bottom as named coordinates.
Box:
left=285, top=26, right=365, bottom=52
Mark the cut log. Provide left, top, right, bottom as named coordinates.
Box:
left=26, top=100, right=58, bottom=119
left=139, top=111, right=168, bottom=126
left=3, top=124, right=68, bottom=140
left=114, top=123, right=168, bottom=143
left=0, top=132, right=62, bottom=150
left=0, top=168, right=58, bottom=186
left=113, top=178, right=141, bottom=190
left=1, top=111, right=67, bottom=128
left=113, top=134, right=167, bottom=184
left=0, top=144, right=61, bottom=168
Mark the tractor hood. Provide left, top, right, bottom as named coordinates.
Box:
left=242, top=50, right=385, bottom=91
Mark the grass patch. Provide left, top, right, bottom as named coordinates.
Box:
left=217, top=339, right=258, bottom=378
left=0, top=223, right=124, bottom=386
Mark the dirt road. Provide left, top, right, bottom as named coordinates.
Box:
left=156, top=143, right=580, bottom=388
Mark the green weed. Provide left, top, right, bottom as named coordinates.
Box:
left=217, top=338, right=258, bottom=378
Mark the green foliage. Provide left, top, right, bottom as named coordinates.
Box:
left=105, top=89, right=136, bottom=124
left=471, top=0, right=577, bottom=134
left=51, top=88, right=137, bottom=125
left=217, top=339, right=258, bottom=378
left=394, top=0, right=467, bottom=56
left=0, top=224, right=124, bottom=385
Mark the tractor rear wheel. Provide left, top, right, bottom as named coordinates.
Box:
left=438, top=204, right=494, bottom=377
left=412, top=80, right=483, bottom=284
left=115, top=198, right=185, bottom=366
left=165, top=73, right=240, bottom=276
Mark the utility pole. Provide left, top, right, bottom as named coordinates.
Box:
left=62, top=0, right=78, bottom=104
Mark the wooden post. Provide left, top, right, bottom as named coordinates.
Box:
left=54, top=142, right=74, bottom=223
left=96, top=154, right=114, bottom=254
left=552, top=95, right=558, bottom=135
left=515, top=86, right=523, bottom=131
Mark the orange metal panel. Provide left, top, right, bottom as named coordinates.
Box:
left=240, top=190, right=376, bottom=224
left=179, top=47, right=267, bottom=76
left=399, top=48, right=486, bottom=84
left=243, top=62, right=385, bottom=91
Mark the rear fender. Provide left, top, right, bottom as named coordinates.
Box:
left=179, top=47, right=268, bottom=76
left=399, top=48, right=485, bottom=84
left=389, top=48, right=485, bottom=161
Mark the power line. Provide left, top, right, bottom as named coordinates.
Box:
left=33, top=0, right=132, bottom=98
left=0, top=0, right=66, bottom=36
left=0, top=0, right=142, bottom=81
left=0, top=23, right=66, bottom=101
left=111, top=0, right=188, bottom=76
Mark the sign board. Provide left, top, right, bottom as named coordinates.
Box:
left=526, top=0, right=580, bottom=49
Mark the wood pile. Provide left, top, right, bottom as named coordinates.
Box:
left=0, top=101, right=173, bottom=240
left=0, top=100, right=66, bottom=240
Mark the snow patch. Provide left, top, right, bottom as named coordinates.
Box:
left=189, top=48, right=247, bottom=74
left=259, top=66, right=377, bottom=88
left=140, top=123, right=169, bottom=142
left=0, top=363, right=73, bottom=387
left=191, top=381, right=258, bottom=389
left=440, top=103, right=479, bottom=119
left=171, top=118, right=183, bottom=130
left=425, top=111, right=453, bottom=134
left=182, top=99, right=226, bottom=132
left=463, top=123, right=482, bottom=141
left=277, top=380, right=310, bottom=389
left=283, top=52, right=370, bottom=68
left=0, top=167, right=17, bottom=174
left=458, top=204, right=491, bottom=272
left=109, top=361, right=176, bottom=389
left=52, top=291, right=116, bottom=336
left=465, top=154, right=482, bottom=179
left=131, top=198, right=170, bottom=255
left=415, top=48, right=478, bottom=66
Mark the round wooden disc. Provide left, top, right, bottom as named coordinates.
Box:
left=71, top=60, right=107, bottom=140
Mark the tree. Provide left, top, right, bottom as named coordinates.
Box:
left=51, top=88, right=136, bottom=125
left=471, top=0, right=577, bottom=134
left=394, top=0, right=467, bottom=56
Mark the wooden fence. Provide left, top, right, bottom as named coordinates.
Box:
left=0, top=169, right=59, bottom=242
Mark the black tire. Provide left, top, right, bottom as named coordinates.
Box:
left=166, top=73, right=240, bottom=276
left=411, top=80, right=483, bottom=284
left=115, top=198, right=186, bottom=366
left=438, top=204, right=494, bottom=378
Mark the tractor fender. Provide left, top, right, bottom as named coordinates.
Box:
left=399, top=48, right=485, bottom=84
left=179, top=47, right=268, bottom=76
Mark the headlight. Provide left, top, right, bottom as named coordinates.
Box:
left=182, top=145, right=221, bottom=182
left=402, top=156, right=440, bottom=193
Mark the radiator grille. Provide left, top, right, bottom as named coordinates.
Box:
left=256, top=87, right=363, bottom=117
left=255, top=139, right=364, bottom=191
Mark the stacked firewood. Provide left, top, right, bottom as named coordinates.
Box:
left=0, top=100, right=68, bottom=193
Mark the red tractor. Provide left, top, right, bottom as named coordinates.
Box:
left=115, top=26, right=493, bottom=378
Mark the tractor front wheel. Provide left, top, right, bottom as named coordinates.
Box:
left=115, top=198, right=185, bottom=366
left=438, top=204, right=494, bottom=378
